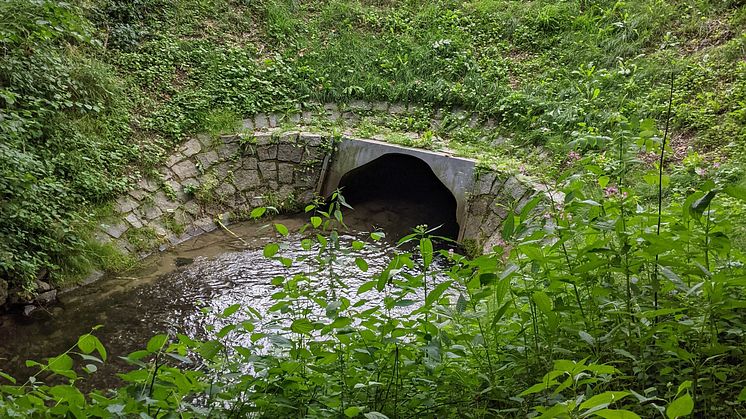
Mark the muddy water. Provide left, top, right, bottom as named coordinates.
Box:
left=0, top=201, right=455, bottom=389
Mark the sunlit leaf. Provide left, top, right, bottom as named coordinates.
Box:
left=146, top=334, right=168, bottom=353
left=666, top=393, right=693, bottom=418
left=425, top=280, right=452, bottom=307
left=355, top=257, right=368, bottom=272
left=250, top=207, right=266, bottom=219
left=594, top=409, right=641, bottom=419
left=291, top=318, right=314, bottom=334
left=263, top=243, right=280, bottom=258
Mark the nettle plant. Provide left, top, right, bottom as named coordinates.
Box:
left=1, top=141, right=746, bottom=418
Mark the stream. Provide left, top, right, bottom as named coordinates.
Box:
left=0, top=200, right=455, bottom=389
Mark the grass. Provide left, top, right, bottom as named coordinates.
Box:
left=1, top=0, right=744, bottom=288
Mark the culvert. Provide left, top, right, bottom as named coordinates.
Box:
left=337, top=153, right=460, bottom=240
left=321, top=137, right=476, bottom=240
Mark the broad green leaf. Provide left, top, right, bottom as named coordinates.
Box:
left=221, top=303, right=241, bottom=317
left=660, top=266, right=689, bottom=292
left=724, top=185, right=746, bottom=201
left=344, top=406, right=362, bottom=417
left=357, top=280, right=377, bottom=294
left=676, top=381, right=692, bottom=397
left=425, top=280, right=452, bottom=307
left=94, top=336, right=107, bottom=362
left=49, top=385, right=85, bottom=405
left=520, top=380, right=557, bottom=396
left=456, top=294, right=467, bottom=314
left=370, top=232, right=384, bottom=241
left=499, top=263, right=520, bottom=280
left=250, top=207, right=266, bottom=219
left=579, top=391, right=631, bottom=410
left=199, top=340, right=223, bottom=359
left=310, top=216, right=322, bottom=228
left=291, top=318, right=314, bottom=334
left=594, top=409, right=641, bottom=419
left=0, top=371, right=16, bottom=384
left=689, top=189, right=718, bottom=218
left=355, top=257, right=368, bottom=272
left=48, top=354, right=73, bottom=372
left=536, top=403, right=569, bottom=419
left=330, top=317, right=352, bottom=329
left=146, top=334, right=168, bottom=353
left=420, top=237, right=433, bottom=269
left=274, top=223, right=289, bottom=236
left=531, top=291, right=553, bottom=316
left=216, top=324, right=236, bottom=338
left=666, top=393, right=694, bottom=418
left=501, top=214, right=515, bottom=240
left=77, top=335, right=96, bottom=354
left=579, top=331, right=595, bottom=346
left=489, top=300, right=512, bottom=330
left=263, top=243, right=280, bottom=258
left=682, top=191, right=703, bottom=222
left=520, top=195, right=543, bottom=220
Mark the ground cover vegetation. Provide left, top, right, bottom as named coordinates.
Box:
left=1, top=174, right=746, bottom=417
left=1, top=0, right=745, bottom=290
left=1, top=0, right=746, bottom=416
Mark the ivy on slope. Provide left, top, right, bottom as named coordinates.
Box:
left=0, top=1, right=135, bottom=288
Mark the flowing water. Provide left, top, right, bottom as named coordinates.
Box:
left=0, top=202, right=456, bottom=389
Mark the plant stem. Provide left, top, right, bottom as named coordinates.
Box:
left=653, top=71, right=675, bottom=311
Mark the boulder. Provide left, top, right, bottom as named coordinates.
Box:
left=172, top=160, right=199, bottom=180
left=37, top=289, right=57, bottom=305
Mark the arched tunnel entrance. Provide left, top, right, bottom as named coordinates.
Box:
left=335, top=153, right=460, bottom=241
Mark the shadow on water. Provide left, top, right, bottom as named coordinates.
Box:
left=0, top=155, right=460, bottom=389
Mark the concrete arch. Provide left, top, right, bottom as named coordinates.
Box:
left=321, top=137, right=476, bottom=239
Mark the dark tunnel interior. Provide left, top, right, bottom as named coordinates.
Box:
left=336, top=153, right=460, bottom=241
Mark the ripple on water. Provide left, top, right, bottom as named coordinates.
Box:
left=0, top=214, right=451, bottom=389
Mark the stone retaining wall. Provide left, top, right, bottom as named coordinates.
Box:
left=242, top=101, right=499, bottom=141
left=97, top=131, right=332, bottom=256
left=98, top=101, right=550, bottom=258
left=462, top=171, right=549, bottom=252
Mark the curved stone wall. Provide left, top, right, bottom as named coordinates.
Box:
left=97, top=102, right=552, bottom=258
left=97, top=131, right=332, bottom=256
left=461, top=171, right=548, bottom=252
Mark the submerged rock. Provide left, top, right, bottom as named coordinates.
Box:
left=23, top=304, right=36, bottom=317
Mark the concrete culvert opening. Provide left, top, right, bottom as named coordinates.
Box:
left=336, top=153, right=460, bottom=241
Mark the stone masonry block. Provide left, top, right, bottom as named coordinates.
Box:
left=258, top=161, right=277, bottom=181
left=277, top=143, right=303, bottom=163
left=178, top=138, right=201, bottom=157
left=172, top=160, right=198, bottom=180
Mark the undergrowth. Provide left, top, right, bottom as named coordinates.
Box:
left=1, top=145, right=745, bottom=416
left=1, top=0, right=744, bottom=333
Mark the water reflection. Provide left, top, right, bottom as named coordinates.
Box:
left=0, top=213, right=452, bottom=389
